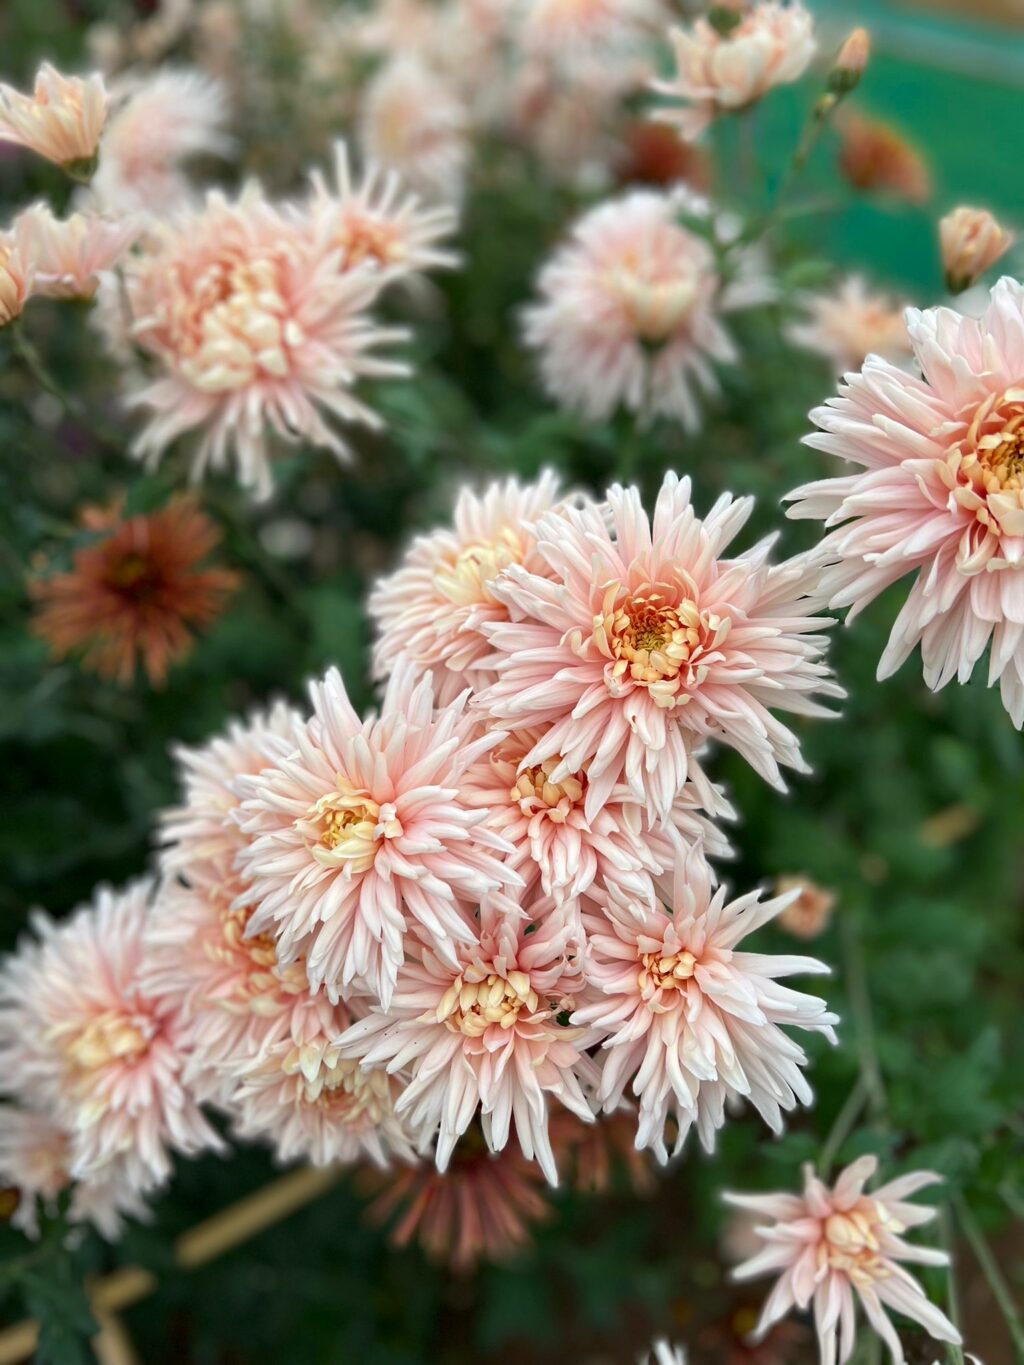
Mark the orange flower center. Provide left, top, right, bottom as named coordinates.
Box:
left=336, top=213, right=405, bottom=271
left=511, top=759, right=586, bottom=823
left=944, top=388, right=1024, bottom=548
left=593, top=587, right=726, bottom=705
left=818, top=1201, right=902, bottom=1287
left=297, top=788, right=389, bottom=872
left=436, top=968, right=540, bottom=1037
left=638, top=948, right=696, bottom=1005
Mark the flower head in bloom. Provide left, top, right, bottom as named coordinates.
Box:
left=726, top=1156, right=961, bottom=1365
left=774, top=876, right=836, bottom=940
left=338, top=892, right=597, bottom=1183
left=0, top=63, right=107, bottom=170
left=523, top=190, right=769, bottom=429
left=0, top=236, right=32, bottom=327
left=117, top=184, right=408, bottom=498
left=482, top=473, right=841, bottom=822
left=651, top=3, right=816, bottom=142
left=838, top=113, right=930, bottom=204
left=368, top=471, right=566, bottom=703
left=91, top=67, right=232, bottom=216
left=238, top=663, right=515, bottom=1006
left=31, top=497, right=237, bottom=686
left=13, top=203, right=138, bottom=300
left=940, top=207, right=1014, bottom=295
left=575, top=845, right=837, bottom=1159
left=788, top=276, right=913, bottom=377
left=0, top=881, right=222, bottom=1198
left=359, top=55, right=469, bottom=204
left=787, top=278, right=1024, bottom=725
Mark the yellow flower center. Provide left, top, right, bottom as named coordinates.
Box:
left=297, top=1057, right=395, bottom=1124
left=296, top=786, right=394, bottom=872
left=511, top=759, right=586, bottom=824
left=638, top=948, right=696, bottom=1005
left=436, top=968, right=540, bottom=1038
left=820, top=1201, right=902, bottom=1287
left=63, top=1008, right=153, bottom=1073
left=609, top=264, right=698, bottom=342
left=945, top=388, right=1024, bottom=550
left=593, top=587, right=725, bottom=704
left=433, top=530, right=523, bottom=608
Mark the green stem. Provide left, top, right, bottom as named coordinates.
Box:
left=9, top=320, right=125, bottom=454
left=955, top=1193, right=1024, bottom=1362
left=817, top=1073, right=870, bottom=1177
left=939, top=1205, right=966, bottom=1365
left=839, top=910, right=888, bottom=1121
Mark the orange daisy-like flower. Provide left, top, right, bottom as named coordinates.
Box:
left=31, top=497, right=238, bottom=685
left=837, top=112, right=931, bottom=204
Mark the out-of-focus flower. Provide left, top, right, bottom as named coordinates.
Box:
left=787, top=275, right=912, bottom=376
left=0, top=64, right=108, bottom=171
left=116, top=183, right=408, bottom=498
left=31, top=497, right=237, bottom=687
left=651, top=3, right=816, bottom=142
left=0, top=237, right=32, bottom=327
left=13, top=203, right=138, bottom=300
left=521, top=0, right=666, bottom=60
left=237, top=663, right=515, bottom=1007
left=91, top=68, right=232, bottom=217
left=368, top=471, right=567, bottom=703
left=0, top=882, right=223, bottom=1199
left=726, top=1156, right=961, bottom=1364
left=360, top=55, right=469, bottom=203
left=338, top=893, right=597, bottom=1183
left=362, top=1129, right=551, bottom=1271
left=575, top=845, right=837, bottom=1159
left=939, top=207, right=1014, bottom=294
left=641, top=1343, right=686, bottom=1365
left=551, top=1107, right=658, bottom=1194
left=838, top=113, right=931, bottom=204
left=481, top=472, right=841, bottom=822
left=787, top=278, right=1024, bottom=725
left=87, top=0, right=194, bottom=71
left=523, top=190, right=770, bottom=428
left=829, top=27, right=871, bottom=94
left=616, top=121, right=711, bottom=190
left=774, top=876, right=836, bottom=939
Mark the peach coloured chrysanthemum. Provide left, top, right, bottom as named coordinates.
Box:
left=13, top=203, right=139, bottom=300
left=0, top=881, right=223, bottom=1198
left=338, top=892, right=597, bottom=1183
left=940, top=207, right=1014, bottom=295
left=0, top=63, right=108, bottom=170
left=237, top=663, right=516, bottom=1007
left=787, top=277, right=1024, bottom=725
left=117, top=183, right=409, bottom=498
left=0, top=236, right=32, bottom=327
left=726, top=1156, right=961, bottom=1365
left=837, top=113, right=931, bottom=205
left=481, top=473, right=841, bottom=822
left=522, top=190, right=769, bottom=428
left=368, top=471, right=567, bottom=703
left=788, top=276, right=913, bottom=377
left=651, top=3, right=816, bottom=142
left=30, top=497, right=237, bottom=686
left=91, top=67, right=232, bottom=216
left=359, top=55, right=469, bottom=204
left=574, top=845, right=837, bottom=1160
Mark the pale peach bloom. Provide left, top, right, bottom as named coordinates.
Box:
left=0, top=236, right=32, bottom=327
left=368, top=471, right=568, bottom=704
left=726, top=1156, right=961, bottom=1364
left=521, top=0, right=666, bottom=60
left=0, top=63, right=108, bottom=169
left=575, top=845, right=837, bottom=1160
left=0, top=881, right=223, bottom=1198
left=91, top=68, right=232, bottom=217
left=13, top=203, right=138, bottom=300
left=940, top=207, right=1014, bottom=294
left=652, top=3, right=816, bottom=142
left=788, top=276, right=912, bottom=377
left=116, top=183, right=408, bottom=498
left=787, top=278, right=1024, bottom=726
left=359, top=55, right=469, bottom=203
left=338, top=892, right=597, bottom=1183
left=774, top=876, right=836, bottom=939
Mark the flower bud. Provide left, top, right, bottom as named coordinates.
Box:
left=0, top=63, right=107, bottom=171
left=940, top=206, right=1015, bottom=294
left=829, top=28, right=871, bottom=94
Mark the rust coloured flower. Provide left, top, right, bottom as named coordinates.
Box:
left=838, top=113, right=931, bottom=204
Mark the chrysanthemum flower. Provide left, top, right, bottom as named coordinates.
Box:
left=837, top=113, right=931, bottom=204
left=521, top=0, right=665, bottom=60
left=337, top=892, right=597, bottom=1183
left=726, top=1156, right=961, bottom=1365
left=0, top=237, right=32, bottom=327
left=787, top=276, right=912, bottom=377
left=787, top=278, right=1024, bottom=725
left=359, top=55, right=469, bottom=203
left=368, top=471, right=566, bottom=703
left=0, top=881, right=223, bottom=1197
left=13, top=203, right=139, bottom=300
left=481, top=472, right=841, bottom=821
left=0, top=63, right=108, bottom=170
left=91, top=67, right=232, bottom=216
left=117, top=183, right=409, bottom=498
left=550, top=1106, right=658, bottom=1194
left=237, top=663, right=516, bottom=1007
left=574, top=845, right=838, bottom=1159
left=308, top=139, right=458, bottom=279
left=522, top=190, right=768, bottom=428
left=774, top=876, right=836, bottom=940
left=31, top=497, right=236, bottom=686
left=651, top=3, right=816, bottom=142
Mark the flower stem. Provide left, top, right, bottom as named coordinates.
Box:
left=939, top=1205, right=965, bottom=1365
left=817, top=1072, right=870, bottom=1177
left=955, top=1192, right=1024, bottom=1362
left=839, top=910, right=888, bottom=1121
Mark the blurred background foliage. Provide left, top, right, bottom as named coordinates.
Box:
left=0, top=1, right=1022, bottom=1363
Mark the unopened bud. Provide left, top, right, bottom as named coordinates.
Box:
left=939, top=206, right=1015, bottom=294
left=829, top=28, right=871, bottom=94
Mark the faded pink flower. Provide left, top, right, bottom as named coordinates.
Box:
left=368, top=471, right=566, bottom=704
left=788, top=276, right=913, bottom=377
left=13, top=203, right=138, bottom=300
left=726, top=1156, right=961, bottom=1365
left=787, top=277, right=1024, bottom=725
left=523, top=190, right=770, bottom=428
left=237, top=664, right=515, bottom=1007
left=360, top=54, right=469, bottom=204
left=652, top=2, right=816, bottom=142
left=939, top=207, right=1014, bottom=295
left=0, top=63, right=108, bottom=169
left=116, top=183, right=408, bottom=498
left=481, top=472, right=841, bottom=822
left=0, top=881, right=222, bottom=1198
left=574, top=845, right=837, bottom=1159
left=337, top=892, right=596, bottom=1182
left=521, top=0, right=665, bottom=60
